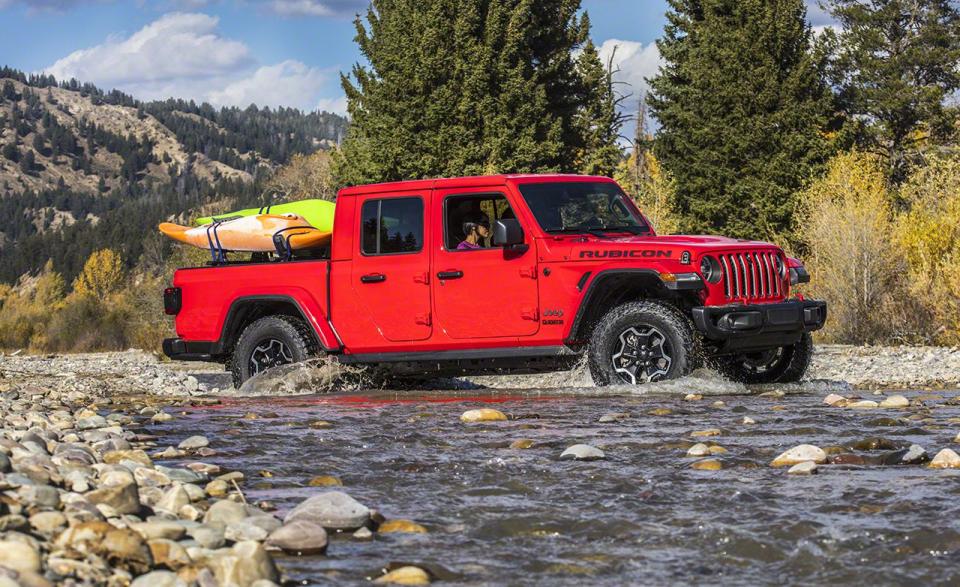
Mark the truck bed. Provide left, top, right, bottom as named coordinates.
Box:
left=173, top=260, right=331, bottom=344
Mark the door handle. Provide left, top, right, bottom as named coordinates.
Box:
left=360, top=273, right=386, bottom=283
left=436, top=270, right=464, bottom=280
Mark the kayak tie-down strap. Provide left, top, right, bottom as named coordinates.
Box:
left=271, top=226, right=313, bottom=260
left=204, top=219, right=228, bottom=264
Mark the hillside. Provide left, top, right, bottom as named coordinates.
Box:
left=0, top=67, right=347, bottom=283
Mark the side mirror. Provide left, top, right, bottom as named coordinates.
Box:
left=494, top=219, right=525, bottom=249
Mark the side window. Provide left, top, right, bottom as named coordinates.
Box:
left=444, top=193, right=515, bottom=251
left=360, top=197, right=424, bottom=255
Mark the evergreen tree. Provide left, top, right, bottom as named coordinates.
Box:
left=575, top=37, right=625, bottom=177
left=822, top=0, right=960, bottom=183
left=648, top=0, right=832, bottom=240
left=19, top=149, right=34, bottom=174
left=337, top=0, right=620, bottom=185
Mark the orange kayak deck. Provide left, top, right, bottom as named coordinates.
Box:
left=159, top=214, right=331, bottom=252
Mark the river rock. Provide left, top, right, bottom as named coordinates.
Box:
left=225, top=520, right=270, bottom=542
left=188, top=524, right=226, bottom=549
left=379, top=519, right=428, bottom=534
left=206, top=541, right=279, bottom=586
left=131, top=570, right=186, bottom=587
left=598, top=412, right=630, bottom=423
left=155, top=484, right=191, bottom=514
left=130, top=520, right=186, bottom=541
left=691, top=428, right=721, bottom=437
left=86, top=480, right=140, bottom=515
left=177, top=436, right=209, bottom=450
left=691, top=459, right=722, bottom=471
left=0, top=539, right=41, bottom=572
left=306, top=475, right=342, bottom=487
left=686, top=443, right=709, bottom=457
left=284, top=491, right=371, bottom=530
left=742, top=416, right=756, bottom=425
left=823, top=393, right=847, bottom=406
left=770, top=444, right=827, bottom=467
left=265, top=519, right=328, bottom=554
left=929, top=448, right=960, bottom=469
left=788, top=461, right=818, bottom=475
left=103, top=450, right=152, bottom=467
left=374, top=566, right=431, bottom=585
left=560, top=444, right=605, bottom=461
left=148, top=538, right=192, bottom=569
left=848, top=400, right=879, bottom=409
left=881, top=444, right=928, bottom=465
left=203, top=499, right=248, bottom=526
left=101, top=528, right=153, bottom=574
left=879, top=395, right=909, bottom=408
left=509, top=439, right=535, bottom=449
left=460, top=409, right=507, bottom=423
left=29, top=510, right=66, bottom=535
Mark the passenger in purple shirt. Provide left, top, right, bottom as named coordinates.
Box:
left=457, top=219, right=490, bottom=250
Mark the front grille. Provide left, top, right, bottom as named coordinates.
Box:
left=718, top=251, right=784, bottom=301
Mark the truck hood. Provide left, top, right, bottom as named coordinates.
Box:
left=537, top=233, right=783, bottom=263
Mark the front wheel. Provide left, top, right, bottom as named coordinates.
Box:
left=588, top=301, right=695, bottom=386
left=712, top=333, right=813, bottom=384
left=229, top=315, right=319, bottom=388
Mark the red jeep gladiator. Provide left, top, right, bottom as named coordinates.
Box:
left=163, top=174, right=827, bottom=388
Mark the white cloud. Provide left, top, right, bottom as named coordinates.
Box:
left=598, top=38, right=662, bottom=100
left=269, top=0, right=332, bottom=17
left=42, top=12, right=345, bottom=111
left=207, top=60, right=331, bottom=109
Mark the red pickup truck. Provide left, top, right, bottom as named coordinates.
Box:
left=163, top=174, right=826, bottom=388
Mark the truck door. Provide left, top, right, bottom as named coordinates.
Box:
left=350, top=193, right=432, bottom=342
left=432, top=188, right=539, bottom=339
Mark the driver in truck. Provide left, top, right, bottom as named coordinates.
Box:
left=457, top=219, right=490, bottom=250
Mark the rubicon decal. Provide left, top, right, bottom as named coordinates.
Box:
left=579, top=250, right=673, bottom=259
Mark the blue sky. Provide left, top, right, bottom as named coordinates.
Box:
left=0, top=0, right=833, bottom=114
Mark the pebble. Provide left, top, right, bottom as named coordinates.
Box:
left=559, top=444, right=605, bottom=461
left=0, top=540, right=41, bottom=572
left=788, top=461, right=818, bottom=475
left=691, top=428, right=721, bottom=437
left=509, top=439, right=535, bottom=449
left=742, top=416, right=756, bottom=425
left=691, top=459, right=722, bottom=471
left=206, top=541, right=280, bottom=586
left=374, top=566, right=431, bottom=585
left=177, top=435, right=209, bottom=450
left=460, top=408, right=507, bottom=423
left=771, top=444, right=827, bottom=467
left=848, top=400, right=879, bottom=409
left=598, top=412, right=631, bottom=423
left=879, top=395, right=909, bottom=408
left=353, top=526, right=374, bottom=541
left=131, top=570, right=186, bottom=587
left=684, top=394, right=703, bottom=401
left=266, top=519, right=329, bottom=554
left=823, top=393, right=847, bottom=406
left=928, top=448, right=960, bottom=469
left=379, top=519, right=428, bottom=534
left=307, top=475, right=342, bottom=487
left=284, top=491, right=371, bottom=530
left=686, top=443, right=710, bottom=457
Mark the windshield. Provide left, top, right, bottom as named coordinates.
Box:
left=517, top=182, right=651, bottom=235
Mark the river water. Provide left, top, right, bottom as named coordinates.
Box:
left=153, top=370, right=960, bottom=585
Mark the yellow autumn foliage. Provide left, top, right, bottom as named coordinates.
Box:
left=615, top=149, right=681, bottom=235
left=894, top=155, right=960, bottom=343
left=798, top=151, right=917, bottom=343
left=267, top=150, right=336, bottom=201
left=72, top=249, right=124, bottom=299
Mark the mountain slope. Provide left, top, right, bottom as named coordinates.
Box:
left=0, top=67, right=348, bottom=283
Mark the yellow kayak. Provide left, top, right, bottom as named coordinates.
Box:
left=159, top=213, right=331, bottom=252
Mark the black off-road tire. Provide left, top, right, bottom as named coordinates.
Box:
left=712, top=332, right=813, bottom=384
left=229, top=315, right=320, bottom=388
left=588, top=300, right=695, bottom=386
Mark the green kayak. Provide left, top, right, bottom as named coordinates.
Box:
left=196, top=199, right=336, bottom=232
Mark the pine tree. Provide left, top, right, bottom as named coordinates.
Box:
left=822, top=0, right=960, bottom=183
left=336, top=0, right=620, bottom=185
left=648, top=0, right=832, bottom=240
left=575, top=37, right=625, bottom=177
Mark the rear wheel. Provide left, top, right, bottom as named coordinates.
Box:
left=230, top=315, right=319, bottom=388
left=588, top=301, right=694, bottom=386
left=712, top=333, right=813, bottom=384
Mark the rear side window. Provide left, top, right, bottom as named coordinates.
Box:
left=360, top=197, right=424, bottom=255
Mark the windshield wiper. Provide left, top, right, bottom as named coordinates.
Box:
left=602, top=225, right=650, bottom=235
left=546, top=227, right=611, bottom=239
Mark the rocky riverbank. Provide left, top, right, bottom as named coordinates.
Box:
left=2, top=344, right=960, bottom=397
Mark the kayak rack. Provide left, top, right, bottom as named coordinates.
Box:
left=203, top=219, right=229, bottom=264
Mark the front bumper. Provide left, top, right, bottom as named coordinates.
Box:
left=162, top=338, right=217, bottom=362
left=692, top=299, right=827, bottom=350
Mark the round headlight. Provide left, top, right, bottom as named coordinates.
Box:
left=773, top=255, right=786, bottom=279
left=700, top=255, right=721, bottom=284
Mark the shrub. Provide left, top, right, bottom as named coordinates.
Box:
left=798, top=151, right=918, bottom=343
